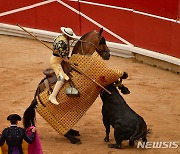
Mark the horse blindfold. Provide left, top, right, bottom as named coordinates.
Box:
left=99, top=37, right=106, bottom=45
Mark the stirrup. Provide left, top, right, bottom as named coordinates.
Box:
left=66, top=87, right=80, bottom=97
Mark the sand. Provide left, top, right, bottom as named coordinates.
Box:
left=0, top=35, right=180, bottom=154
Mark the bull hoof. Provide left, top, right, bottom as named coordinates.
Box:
left=108, top=144, right=121, bottom=149
left=129, top=140, right=135, bottom=146
left=68, top=129, right=80, bottom=136
left=104, top=136, right=109, bottom=142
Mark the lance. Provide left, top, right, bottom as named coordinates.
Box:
left=17, top=24, right=111, bottom=94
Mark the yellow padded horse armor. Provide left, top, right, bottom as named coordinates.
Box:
left=37, top=52, right=123, bottom=135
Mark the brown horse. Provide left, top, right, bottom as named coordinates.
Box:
left=23, top=28, right=110, bottom=144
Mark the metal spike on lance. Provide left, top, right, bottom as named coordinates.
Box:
left=17, top=24, right=111, bottom=94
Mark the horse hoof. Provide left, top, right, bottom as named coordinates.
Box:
left=71, top=138, right=81, bottom=144
left=108, top=144, right=121, bottom=149
left=69, top=129, right=80, bottom=136
left=121, top=72, right=128, bottom=79
left=120, top=87, right=130, bottom=95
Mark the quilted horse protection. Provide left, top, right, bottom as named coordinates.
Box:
left=36, top=52, right=123, bottom=135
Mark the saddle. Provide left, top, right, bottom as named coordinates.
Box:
left=42, top=68, right=80, bottom=97
left=43, top=68, right=57, bottom=84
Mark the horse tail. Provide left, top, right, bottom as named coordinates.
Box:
left=23, top=79, right=43, bottom=129
left=23, top=98, right=37, bottom=129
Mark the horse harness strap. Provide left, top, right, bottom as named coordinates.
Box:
left=44, top=79, right=50, bottom=91
left=80, top=30, right=105, bottom=52
left=78, top=39, right=104, bottom=53
left=80, top=41, right=84, bottom=55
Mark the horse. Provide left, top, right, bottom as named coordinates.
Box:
left=23, top=28, right=110, bottom=144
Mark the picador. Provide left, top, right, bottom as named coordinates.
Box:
left=49, top=27, right=77, bottom=105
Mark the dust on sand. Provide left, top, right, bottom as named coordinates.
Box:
left=0, top=35, right=180, bottom=154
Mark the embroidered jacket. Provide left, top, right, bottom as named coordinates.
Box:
left=53, top=35, right=69, bottom=58
left=0, top=126, right=35, bottom=154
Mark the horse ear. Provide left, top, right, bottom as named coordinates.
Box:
left=99, top=28, right=103, bottom=36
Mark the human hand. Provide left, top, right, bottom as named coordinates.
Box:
left=31, top=127, right=36, bottom=133
left=63, top=57, right=69, bottom=62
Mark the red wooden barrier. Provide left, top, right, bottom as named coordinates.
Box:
left=0, top=0, right=180, bottom=58
left=133, top=13, right=172, bottom=56
left=79, top=2, right=134, bottom=43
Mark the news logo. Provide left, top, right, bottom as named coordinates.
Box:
left=137, top=141, right=179, bottom=149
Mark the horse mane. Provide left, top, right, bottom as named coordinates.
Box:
left=72, top=31, right=97, bottom=54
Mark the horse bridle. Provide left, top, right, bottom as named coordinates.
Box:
left=72, top=36, right=107, bottom=55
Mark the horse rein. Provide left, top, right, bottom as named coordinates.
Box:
left=73, top=36, right=106, bottom=55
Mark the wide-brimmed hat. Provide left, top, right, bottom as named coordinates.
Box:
left=60, top=27, right=76, bottom=38
left=7, top=114, right=21, bottom=121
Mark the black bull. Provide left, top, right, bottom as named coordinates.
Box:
left=100, top=84, right=148, bottom=149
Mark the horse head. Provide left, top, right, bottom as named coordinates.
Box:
left=96, top=28, right=110, bottom=60
left=72, top=28, right=110, bottom=60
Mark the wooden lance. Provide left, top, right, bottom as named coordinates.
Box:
left=17, top=24, right=111, bottom=94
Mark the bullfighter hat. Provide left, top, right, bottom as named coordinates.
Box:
left=7, top=114, right=22, bottom=121
left=60, top=27, right=76, bottom=38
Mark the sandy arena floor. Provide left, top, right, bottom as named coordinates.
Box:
left=0, top=35, right=180, bottom=154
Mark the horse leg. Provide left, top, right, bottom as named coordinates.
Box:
left=119, top=84, right=130, bottom=94
left=116, top=72, right=130, bottom=94
left=64, top=132, right=81, bottom=144
left=121, top=72, right=128, bottom=79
